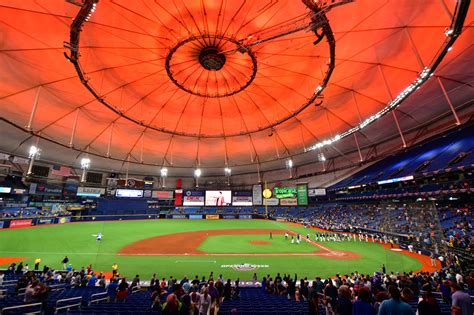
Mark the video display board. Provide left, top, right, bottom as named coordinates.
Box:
left=115, top=189, right=143, bottom=198
left=232, top=191, right=253, bottom=206
left=183, top=190, right=205, bottom=206
left=205, top=190, right=232, bottom=206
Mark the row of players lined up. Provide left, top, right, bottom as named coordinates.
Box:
left=280, top=231, right=399, bottom=244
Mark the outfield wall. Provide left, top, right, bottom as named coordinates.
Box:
left=0, top=213, right=265, bottom=229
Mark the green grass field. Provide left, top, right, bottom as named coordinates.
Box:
left=0, top=219, right=421, bottom=280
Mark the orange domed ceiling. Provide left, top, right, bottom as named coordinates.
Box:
left=0, top=0, right=473, bottom=176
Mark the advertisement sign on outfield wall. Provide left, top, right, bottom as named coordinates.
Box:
left=239, top=214, right=252, bottom=219
left=172, top=215, right=186, bottom=219
left=252, top=185, right=262, bottom=205
left=263, top=198, right=279, bottom=206
left=189, top=214, right=203, bottom=220
left=222, top=215, right=236, bottom=219
left=37, top=218, right=53, bottom=225
left=206, top=214, right=220, bottom=220
left=58, top=217, right=71, bottom=224
left=10, top=219, right=33, bottom=228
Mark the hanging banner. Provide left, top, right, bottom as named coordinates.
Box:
left=252, top=184, right=262, bottom=205
left=174, top=189, right=183, bottom=206
left=296, top=183, right=308, bottom=205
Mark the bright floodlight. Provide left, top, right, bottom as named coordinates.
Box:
left=224, top=167, right=231, bottom=176
left=160, top=167, right=168, bottom=177
left=28, top=145, right=39, bottom=158
left=194, top=168, right=201, bottom=177
left=81, top=157, right=91, bottom=169
left=286, top=159, right=293, bottom=168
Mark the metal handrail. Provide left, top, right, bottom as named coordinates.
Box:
left=54, top=296, right=82, bottom=314
left=1, top=302, right=42, bottom=314
left=89, top=291, right=108, bottom=305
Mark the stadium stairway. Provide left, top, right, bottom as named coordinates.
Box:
left=218, top=288, right=310, bottom=315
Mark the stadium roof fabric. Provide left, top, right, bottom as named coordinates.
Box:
left=0, top=0, right=473, bottom=177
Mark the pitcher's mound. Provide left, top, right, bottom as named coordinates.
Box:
left=249, top=240, right=272, bottom=245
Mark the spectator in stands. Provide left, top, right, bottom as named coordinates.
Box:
left=150, top=273, right=158, bottom=291
left=97, top=273, right=105, bottom=288
left=24, top=280, right=38, bottom=303
left=336, top=285, right=352, bottom=315
left=162, top=293, right=181, bottom=315
left=353, top=286, right=376, bottom=315
left=151, top=286, right=163, bottom=311
left=308, top=280, right=320, bottom=315
left=33, top=280, right=49, bottom=308
left=87, top=273, right=97, bottom=287
left=417, top=291, right=441, bottom=315
left=324, top=278, right=338, bottom=311
left=199, top=288, right=211, bottom=315
left=117, top=278, right=129, bottom=301
left=451, top=282, right=473, bottom=315
left=224, top=279, right=232, bottom=300
left=378, top=285, right=414, bottom=315
left=190, top=288, right=200, bottom=315
left=207, top=280, right=218, bottom=308
left=15, top=261, right=23, bottom=274
left=131, top=274, right=140, bottom=290
left=233, top=279, right=240, bottom=299
left=180, top=294, right=193, bottom=315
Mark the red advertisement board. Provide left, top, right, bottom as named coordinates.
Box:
left=10, top=219, right=32, bottom=228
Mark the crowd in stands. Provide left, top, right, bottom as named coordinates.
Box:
left=0, top=206, right=71, bottom=218
left=302, top=204, right=473, bottom=253
left=2, top=259, right=473, bottom=315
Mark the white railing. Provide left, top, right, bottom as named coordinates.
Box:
left=1, top=302, right=42, bottom=314
left=54, top=296, right=82, bottom=314
left=89, top=291, right=108, bottom=305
